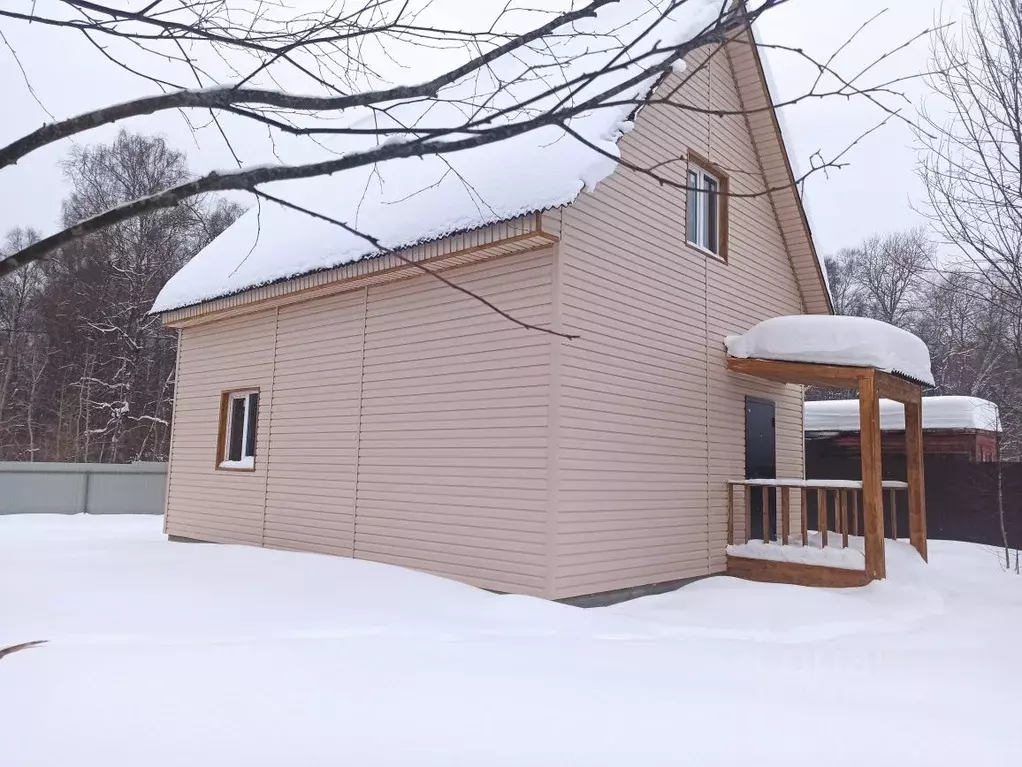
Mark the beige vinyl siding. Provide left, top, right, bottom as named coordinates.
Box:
left=260, top=290, right=366, bottom=556
left=551, top=45, right=805, bottom=598
left=164, top=248, right=554, bottom=596
left=353, top=250, right=553, bottom=595
left=164, top=310, right=277, bottom=545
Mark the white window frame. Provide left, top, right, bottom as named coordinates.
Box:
left=686, top=164, right=721, bottom=256
left=220, top=390, right=258, bottom=469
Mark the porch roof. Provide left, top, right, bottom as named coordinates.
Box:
left=725, top=315, right=934, bottom=387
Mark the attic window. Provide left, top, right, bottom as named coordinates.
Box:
left=217, top=389, right=259, bottom=470
left=686, top=154, right=728, bottom=258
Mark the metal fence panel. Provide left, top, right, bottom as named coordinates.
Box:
left=0, top=462, right=167, bottom=515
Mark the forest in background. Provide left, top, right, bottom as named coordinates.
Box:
left=0, top=131, right=241, bottom=462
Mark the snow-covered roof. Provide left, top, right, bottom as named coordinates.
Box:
left=725, top=315, right=935, bottom=386
left=805, top=396, right=1001, bottom=434
left=151, top=0, right=726, bottom=313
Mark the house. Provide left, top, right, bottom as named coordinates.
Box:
left=152, top=3, right=837, bottom=600
left=805, top=396, right=1001, bottom=464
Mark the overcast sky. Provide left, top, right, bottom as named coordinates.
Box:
left=0, top=0, right=961, bottom=257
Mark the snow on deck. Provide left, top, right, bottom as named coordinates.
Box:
left=3, top=514, right=1020, bottom=766
left=726, top=315, right=935, bottom=386
left=805, top=395, right=1001, bottom=433
left=151, top=1, right=726, bottom=313
left=727, top=532, right=867, bottom=570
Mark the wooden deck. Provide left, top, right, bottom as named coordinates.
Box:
left=725, top=479, right=909, bottom=589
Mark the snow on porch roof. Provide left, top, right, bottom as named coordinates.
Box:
left=725, top=315, right=935, bottom=387
left=805, top=396, right=1001, bottom=434
left=150, top=0, right=727, bottom=314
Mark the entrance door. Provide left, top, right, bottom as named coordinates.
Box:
left=745, top=397, right=777, bottom=541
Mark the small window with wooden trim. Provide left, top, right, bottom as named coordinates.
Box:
left=217, top=389, right=259, bottom=470
left=686, top=154, right=729, bottom=259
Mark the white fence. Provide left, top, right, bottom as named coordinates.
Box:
left=0, top=462, right=167, bottom=515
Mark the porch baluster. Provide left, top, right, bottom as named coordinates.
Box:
left=818, top=488, right=828, bottom=547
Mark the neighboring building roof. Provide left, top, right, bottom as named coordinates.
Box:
left=151, top=0, right=726, bottom=314
left=725, top=315, right=935, bottom=386
left=805, top=396, right=1002, bottom=434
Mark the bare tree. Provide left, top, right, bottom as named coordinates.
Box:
left=919, top=0, right=1022, bottom=323
left=0, top=0, right=935, bottom=296
left=916, top=0, right=1022, bottom=460
left=824, top=253, right=865, bottom=318
left=837, top=228, right=931, bottom=326
left=0, top=131, right=242, bottom=462
left=0, top=227, right=43, bottom=430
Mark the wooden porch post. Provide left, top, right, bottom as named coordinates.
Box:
left=905, top=398, right=929, bottom=561
left=858, top=372, right=886, bottom=580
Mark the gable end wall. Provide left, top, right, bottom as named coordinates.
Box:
left=551, top=44, right=806, bottom=599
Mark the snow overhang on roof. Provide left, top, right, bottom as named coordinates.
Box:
left=725, top=315, right=935, bottom=387
left=805, top=396, right=1002, bottom=434
left=151, top=0, right=726, bottom=314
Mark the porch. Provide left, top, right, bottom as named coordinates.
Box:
left=725, top=478, right=911, bottom=588
left=723, top=316, right=933, bottom=588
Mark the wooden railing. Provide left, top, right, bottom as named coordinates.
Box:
left=726, top=478, right=909, bottom=549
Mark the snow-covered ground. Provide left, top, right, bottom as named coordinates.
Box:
left=2, top=515, right=1018, bottom=766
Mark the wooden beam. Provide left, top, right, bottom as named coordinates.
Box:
left=818, top=488, right=828, bottom=547
left=744, top=486, right=752, bottom=545
left=761, top=485, right=771, bottom=543
left=874, top=370, right=923, bottom=404
left=888, top=488, right=897, bottom=540
left=781, top=486, right=791, bottom=545
left=727, top=483, right=735, bottom=546
left=800, top=488, right=808, bottom=546
left=840, top=491, right=849, bottom=549
left=726, top=356, right=867, bottom=388
left=905, top=400, right=929, bottom=561
left=859, top=371, right=886, bottom=579
left=726, top=556, right=871, bottom=588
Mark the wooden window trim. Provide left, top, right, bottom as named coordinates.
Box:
left=685, top=149, right=730, bottom=262
left=215, top=387, right=260, bottom=472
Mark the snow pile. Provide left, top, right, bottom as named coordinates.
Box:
left=151, top=1, right=724, bottom=313
left=805, top=396, right=1001, bottom=433
left=2, top=514, right=1020, bottom=766
left=728, top=532, right=866, bottom=570
left=726, top=315, right=934, bottom=385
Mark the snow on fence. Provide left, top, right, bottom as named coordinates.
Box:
left=0, top=462, right=167, bottom=516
